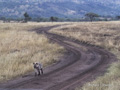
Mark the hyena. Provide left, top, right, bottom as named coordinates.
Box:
left=33, top=62, right=43, bottom=76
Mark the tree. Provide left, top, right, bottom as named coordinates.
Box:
left=0, top=17, right=6, bottom=23
left=50, top=16, right=58, bottom=22
left=116, top=16, right=120, bottom=20
left=50, top=16, right=54, bottom=22
left=85, top=12, right=99, bottom=22
left=23, top=12, right=31, bottom=22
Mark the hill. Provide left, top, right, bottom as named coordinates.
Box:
left=0, top=0, right=120, bottom=18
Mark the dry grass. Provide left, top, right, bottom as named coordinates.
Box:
left=50, top=21, right=120, bottom=90
left=0, top=22, right=66, bottom=82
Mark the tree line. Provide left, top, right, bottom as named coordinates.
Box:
left=1, top=12, right=120, bottom=23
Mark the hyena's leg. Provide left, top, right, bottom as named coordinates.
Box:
left=34, top=69, right=38, bottom=76
left=41, top=68, right=43, bottom=75
left=35, top=72, right=37, bottom=76
left=38, top=69, right=40, bottom=76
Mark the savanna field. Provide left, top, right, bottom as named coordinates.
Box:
left=50, top=21, right=120, bottom=90
left=0, top=22, right=65, bottom=82
left=0, top=21, right=120, bottom=90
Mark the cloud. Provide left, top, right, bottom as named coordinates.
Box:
left=72, top=0, right=80, bottom=4
left=66, top=9, right=76, bottom=15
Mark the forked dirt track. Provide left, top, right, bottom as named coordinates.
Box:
left=0, top=25, right=116, bottom=90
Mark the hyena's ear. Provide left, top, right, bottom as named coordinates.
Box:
left=33, top=63, right=35, bottom=65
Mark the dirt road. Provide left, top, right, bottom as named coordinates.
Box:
left=0, top=25, right=116, bottom=90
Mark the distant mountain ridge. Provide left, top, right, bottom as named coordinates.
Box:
left=0, top=0, right=120, bottom=18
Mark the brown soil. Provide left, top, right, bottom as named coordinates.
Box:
left=0, top=25, right=117, bottom=90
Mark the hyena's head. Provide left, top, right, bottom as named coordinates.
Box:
left=33, top=62, right=39, bottom=65
left=33, top=62, right=39, bottom=69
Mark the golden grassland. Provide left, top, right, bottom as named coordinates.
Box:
left=0, top=22, right=66, bottom=82
left=50, top=21, right=120, bottom=90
